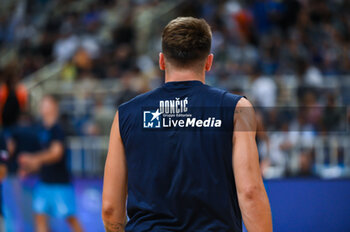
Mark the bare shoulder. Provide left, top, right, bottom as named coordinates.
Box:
left=236, top=97, right=253, bottom=108
left=234, top=97, right=256, bottom=132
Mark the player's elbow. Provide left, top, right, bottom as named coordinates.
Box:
left=239, top=184, right=272, bottom=232
left=102, top=200, right=117, bottom=221
left=240, top=184, right=265, bottom=202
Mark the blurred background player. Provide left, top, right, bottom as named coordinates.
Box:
left=4, top=112, right=41, bottom=231
left=18, top=95, right=83, bottom=232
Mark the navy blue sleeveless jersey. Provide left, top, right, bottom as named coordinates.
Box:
left=118, top=81, right=243, bottom=232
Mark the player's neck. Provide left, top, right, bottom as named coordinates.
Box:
left=43, top=115, right=58, bottom=128
left=165, top=69, right=205, bottom=83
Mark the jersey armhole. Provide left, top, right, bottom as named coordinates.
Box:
left=117, top=108, right=127, bottom=147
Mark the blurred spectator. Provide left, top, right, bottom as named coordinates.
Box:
left=53, top=26, right=79, bottom=62
left=297, top=150, right=313, bottom=177
left=1, top=0, right=350, bottom=81
left=267, top=121, right=296, bottom=178
left=93, top=98, right=115, bottom=135
left=0, top=64, right=28, bottom=128
left=322, top=92, right=343, bottom=133
left=82, top=121, right=101, bottom=136
left=115, top=70, right=141, bottom=106
left=249, top=69, right=277, bottom=107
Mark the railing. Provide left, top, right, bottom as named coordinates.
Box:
left=23, top=61, right=65, bottom=115
left=314, top=135, right=350, bottom=178
left=67, top=136, right=109, bottom=177
left=66, top=135, right=350, bottom=178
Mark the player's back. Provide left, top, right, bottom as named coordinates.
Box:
left=118, top=80, right=243, bottom=232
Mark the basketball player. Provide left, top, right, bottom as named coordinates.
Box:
left=102, top=17, right=272, bottom=232
left=18, top=95, right=83, bottom=232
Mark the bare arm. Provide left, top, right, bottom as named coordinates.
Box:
left=18, top=141, right=64, bottom=176
left=18, top=141, right=64, bottom=175
left=0, top=164, right=7, bottom=181
left=102, top=111, right=127, bottom=232
left=233, top=98, right=272, bottom=232
left=35, top=142, right=64, bottom=165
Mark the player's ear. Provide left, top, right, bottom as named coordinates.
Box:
left=159, top=53, right=165, bottom=71
left=205, top=54, right=214, bottom=72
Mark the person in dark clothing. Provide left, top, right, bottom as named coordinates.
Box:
left=7, top=113, right=41, bottom=174
left=4, top=112, right=40, bottom=232
left=0, top=65, right=28, bottom=128
left=102, top=17, right=272, bottom=232
left=18, top=95, right=83, bottom=232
